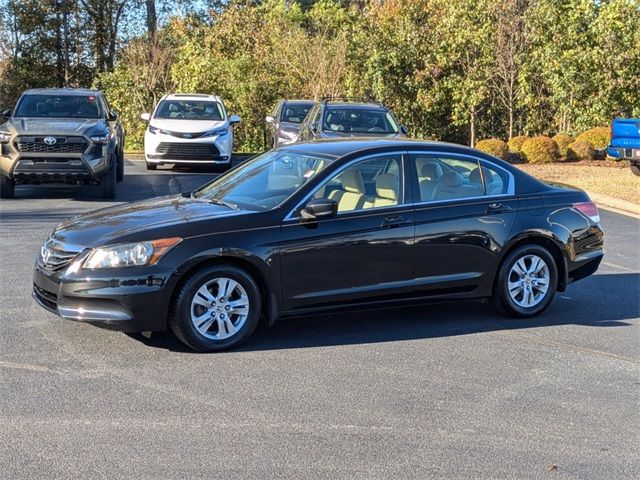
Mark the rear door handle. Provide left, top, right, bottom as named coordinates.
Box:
left=485, top=202, right=512, bottom=214
left=381, top=215, right=411, bottom=228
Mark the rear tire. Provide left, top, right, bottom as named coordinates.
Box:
left=169, top=264, right=262, bottom=352
left=146, top=162, right=157, bottom=171
left=116, top=148, right=125, bottom=182
left=0, top=175, right=15, bottom=199
left=494, top=244, right=558, bottom=318
left=99, top=156, right=117, bottom=199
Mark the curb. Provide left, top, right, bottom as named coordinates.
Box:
left=587, top=192, right=640, bottom=219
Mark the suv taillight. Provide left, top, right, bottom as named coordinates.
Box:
left=573, top=202, right=600, bottom=223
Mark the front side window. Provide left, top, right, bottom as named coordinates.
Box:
left=194, top=150, right=334, bottom=211
left=323, top=108, right=399, bottom=134
left=155, top=100, right=224, bottom=121
left=281, top=103, right=313, bottom=124
left=313, top=154, right=403, bottom=212
left=14, top=94, right=103, bottom=119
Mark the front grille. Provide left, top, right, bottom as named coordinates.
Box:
left=16, top=136, right=87, bottom=153
left=33, top=284, right=58, bottom=311
left=1, top=143, right=10, bottom=155
left=155, top=142, right=221, bottom=160
left=39, top=238, right=84, bottom=272
left=166, top=131, right=208, bottom=139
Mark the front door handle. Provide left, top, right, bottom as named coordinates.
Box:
left=485, top=202, right=512, bottom=214
left=381, top=215, right=411, bottom=228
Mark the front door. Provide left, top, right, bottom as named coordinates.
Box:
left=279, top=152, right=415, bottom=311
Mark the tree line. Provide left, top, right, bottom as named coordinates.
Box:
left=1, top=0, right=639, bottom=152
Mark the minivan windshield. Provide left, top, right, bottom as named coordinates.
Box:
left=323, top=108, right=399, bottom=134
left=193, top=150, right=335, bottom=211
left=155, top=100, right=224, bottom=121
left=13, top=94, right=103, bottom=119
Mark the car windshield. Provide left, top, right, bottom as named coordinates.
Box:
left=13, top=94, right=102, bottom=119
left=323, top=108, right=399, bottom=134
left=281, top=103, right=313, bottom=123
left=193, top=150, right=335, bottom=211
left=155, top=100, right=224, bottom=121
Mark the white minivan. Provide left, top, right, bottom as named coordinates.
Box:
left=141, top=93, right=240, bottom=170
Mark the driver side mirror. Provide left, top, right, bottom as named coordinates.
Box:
left=1, top=108, right=11, bottom=120
left=265, top=115, right=275, bottom=124
left=400, top=125, right=409, bottom=135
left=107, top=110, right=118, bottom=121
left=140, top=112, right=151, bottom=122
left=229, top=114, right=241, bottom=125
left=299, top=198, right=337, bottom=222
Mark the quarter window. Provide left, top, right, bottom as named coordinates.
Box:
left=314, top=155, right=403, bottom=213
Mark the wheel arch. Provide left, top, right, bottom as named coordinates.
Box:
left=170, top=254, right=279, bottom=328
left=496, top=233, right=569, bottom=293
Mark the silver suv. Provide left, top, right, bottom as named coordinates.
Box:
left=0, top=88, right=125, bottom=199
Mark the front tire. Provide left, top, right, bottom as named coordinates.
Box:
left=630, top=162, right=640, bottom=177
left=169, top=264, right=262, bottom=352
left=116, top=148, right=125, bottom=182
left=494, top=244, right=558, bottom=318
left=0, top=175, right=15, bottom=199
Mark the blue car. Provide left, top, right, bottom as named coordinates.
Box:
left=607, top=118, right=640, bottom=176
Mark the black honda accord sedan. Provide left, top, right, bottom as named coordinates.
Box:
left=33, top=139, right=604, bottom=351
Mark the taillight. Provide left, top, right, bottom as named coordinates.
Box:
left=573, top=202, right=600, bottom=223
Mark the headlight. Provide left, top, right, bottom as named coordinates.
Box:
left=201, top=127, right=229, bottom=138
left=0, top=131, right=11, bottom=142
left=148, top=125, right=169, bottom=135
left=90, top=132, right=111, bottom=144
left=82, top=237, right=182, bottom=269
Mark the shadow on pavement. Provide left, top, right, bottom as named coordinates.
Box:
left=130, top=272, right=640, bottom=353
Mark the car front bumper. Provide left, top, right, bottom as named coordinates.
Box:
left=32, top=260, right=178, bottom=332
left=144, top=130, right=232, bottom=165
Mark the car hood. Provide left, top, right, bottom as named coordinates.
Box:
left=52, top=194, right=250, bottom=248
left=149, top=118, right=227, bottom=133
left=7, top=117, right=106, bottom=135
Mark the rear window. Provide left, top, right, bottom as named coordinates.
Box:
left=155, top=100, right=224, bottom=121
left=14, top=94, right=102, bottom=119
left=323, top=107, right=399, bottom=134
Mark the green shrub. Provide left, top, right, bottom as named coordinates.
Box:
left=566, top=140, right=595, bottom=161
left=576, top=127, right=610, bottom=149
left=475, top=138, right=508, bottom=159
left=520, top=136, right=561, bottom=164
left=553, top=133, right=574, bottom=157
left=507, top=135, right=528, bottom=152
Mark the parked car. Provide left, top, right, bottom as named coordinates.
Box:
left=298, top=98, right=407, bottom=142
left=141, top=93, right=240, bottom=170
left=0, top=88, right=125, bottom=199
left=265, top=99, right=315, bottom=148
left=33, top=139, right=604, bottom=352
left=607, top=117, right=640, bottom=176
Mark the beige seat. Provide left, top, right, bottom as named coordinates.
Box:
left=328, top=168, right=367, bottom=212
left=372, top=173, right=399, bottom=207
left=418, top=162, right=443, bottom=201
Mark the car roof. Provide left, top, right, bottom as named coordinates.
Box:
left=163, top=93, right=222, bottom=102
left=282, top=99, right=315, bottom=105
left=323, top=102, right=386, bottom=110
left=23, top=88, right=101, bottom=96
left=280, top=138, right=469, bottom=158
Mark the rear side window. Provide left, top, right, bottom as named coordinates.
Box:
left=481, top=164, right=509, bottom=195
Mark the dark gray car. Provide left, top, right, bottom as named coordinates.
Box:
left=297, top=99, right=408, bottom=142
left=265, top=100, right=314, bottom=148
left=0, top=88, right=125, bottom=199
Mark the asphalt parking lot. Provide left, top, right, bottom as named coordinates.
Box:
left=1, top=159, right=639, bottom=479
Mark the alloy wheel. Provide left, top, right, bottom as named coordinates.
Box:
left=507, top=254, right=550, bottom=308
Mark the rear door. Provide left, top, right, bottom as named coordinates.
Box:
left=409, top=151, right=518, bottom=297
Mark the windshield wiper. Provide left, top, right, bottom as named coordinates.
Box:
left=207, top=198, right=238, bottom=210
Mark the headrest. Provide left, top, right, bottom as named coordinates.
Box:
left=442, top=170, right=463, bottom=187
left=420, top=162, right=443, bottom=180
left=469, top=167, right=482, bottom=185
left=341, top=168, right=365, bottom=194
left=375, top=174, right=398, bottom=201
left=169, top=104, right=178, bottom=112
